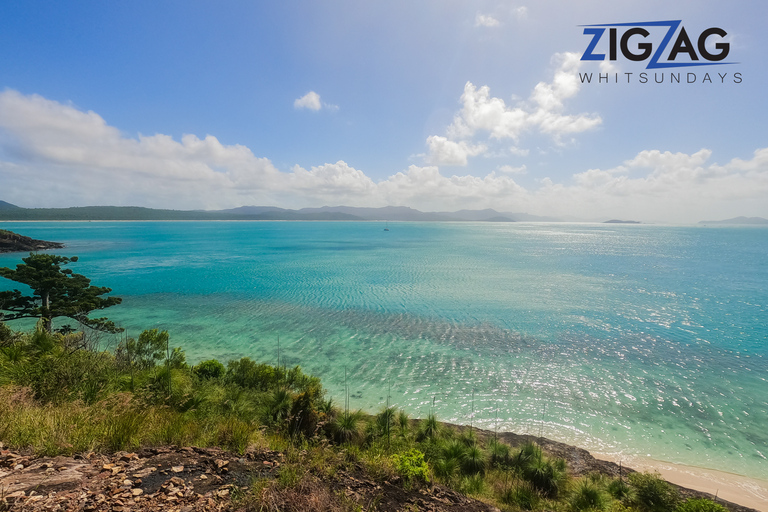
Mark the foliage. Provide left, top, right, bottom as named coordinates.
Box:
left=416, top=412, right=441, bottom=441
left=117, top=329, right=169, bottom=370
left=570, top=479, right=608, bottom=511
left=675, top=498, right=729, bottom=512
left=194, top=359, right=226, bottom=379
left=330, top=410, right=364, bottom=445
left=628, top=472, right=681, bottom=512
left=0, top=320, right=719, bottom=512
left=0, top=253, right=122, bottom=333
left=607, top=477, right=634, bottom=500
left=392, top=449, right=429, bottom=486
left=499, top=481, right=541, bottom=510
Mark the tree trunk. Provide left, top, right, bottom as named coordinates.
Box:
left=42, top=290, right=52, bottom=332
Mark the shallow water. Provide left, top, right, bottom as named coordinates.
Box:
left=1, top=221, right=766, bottom=478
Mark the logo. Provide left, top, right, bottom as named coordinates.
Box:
left=580, top=20, right=734, bottom=69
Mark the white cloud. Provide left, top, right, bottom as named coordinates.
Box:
left=428, top=52, right=602, bottom=165
left=1, top=89, right=767, bottom=223
left=293, top=91, right=337, bottom=111
left=512, top=6, right=528, bottom=20
left=498, top=164, right=527, bottom=175
left=475, top=14, right=500, bottom=28
left=426, top=135, right=487, bottom=166
left=294, top=91, right=322, bottom=111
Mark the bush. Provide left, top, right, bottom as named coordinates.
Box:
left=676, top=498, right=729, bottom=512
left=0, top=322, right=16, bottom=345
left=488, top=438, right=511, bottom=468
left=500, top=481, right=541, bottom=510
left=194, top=359, right=226, bottom=379
left=522, top=455, right=568, bottom=499
left=607, top=477, right=633, bottom=500
left=628, top=472, right=681, bottom=512
left=392, top=449, right=429, bottom=487
left=460, top=444, right=486, bottom=476
left=416, top=412, right=441, bottom=441
left=330, top=410, right=364, bottom=444
left=570, top=479, right=607, bottom=511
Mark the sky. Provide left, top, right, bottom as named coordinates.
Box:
left=0, top=0, right=766, bottom=223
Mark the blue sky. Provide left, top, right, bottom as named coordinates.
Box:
left=0, top=0, right=766, bottom=223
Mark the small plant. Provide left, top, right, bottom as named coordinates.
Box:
left=676, top=498, right=729, bottom=512
left=570, top=479, right=607, bottom=511
left=607, top=476, right=633, bottom=500
left=522, top=455, right=568, bottom=499
left=488, top=438, right=511, bottom=468
left=416, top=412, right=441, bottom=441
left=432, top=456, right=460, bottom=482
left=392, top=449, right=429, bottom=487
left=397, top=409, right=410, bottom=437
left=460, top=444, right=486, bottom=476
left=330, top=409, right=364, bottom=444
left=628, top=472, right=681, bottom=512
left=499, top=481, right=541, bottom=510
left=459, top=473, right=485, bottom=495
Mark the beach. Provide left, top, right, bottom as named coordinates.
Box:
left=595, top=452, right=768, bottom=511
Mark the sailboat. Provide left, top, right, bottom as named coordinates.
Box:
left=384, top=221, right=390, bottom=231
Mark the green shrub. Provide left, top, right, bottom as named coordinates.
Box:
left=489, top=438, right=511, bottom=468
left=512, top=441, right=543, bottom=471
left=607, top=477, right=633, bottom=500
left=628, top=472, right=681, bottom=512
left=523, top=456, right=568, bottom=499
left=330, top=410, right=364, bottom=444
left=392, top=449, right=429, bottom=486
left=676, top=498, right=729, bottom=512
left=0, top=322, right=16, bottom=345
left=416, top=412, right=441, bottom=441
left=500, top=481, right=541, bottom=510
left=570, top=479, right=608, bottom=511
left=194, top=359, right=226, bottom=379
left=460, top=444, right=486, bottom=476
left=459, top=474, right=485, bottom=495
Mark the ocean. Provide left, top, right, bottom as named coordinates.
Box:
left=1, top=221, right=766, bottom=479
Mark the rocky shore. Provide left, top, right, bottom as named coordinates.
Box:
left=0, top=230, right=64, bottom=253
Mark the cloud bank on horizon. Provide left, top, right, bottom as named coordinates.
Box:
left=0, top=1, right=766, bottom=224
left=1, top=86, right=766, bottom=224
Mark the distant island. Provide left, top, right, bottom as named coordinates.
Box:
left=603, top=219, right=641, bottom=224
left=699, top=216, right=768, bottom=225
left=0, top=229, right=64, bottom=253
left=0, top=201, right=559, bottom=223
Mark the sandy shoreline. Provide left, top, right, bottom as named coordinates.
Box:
left=594, top=452, right=768, bottom=512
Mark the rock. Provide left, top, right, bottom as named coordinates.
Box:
left=0, top=229, right=65, bottom=253
left=171, top=465, right=184, bottom=473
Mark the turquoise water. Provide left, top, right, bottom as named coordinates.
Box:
left=1, top=221, right=767, bottom=479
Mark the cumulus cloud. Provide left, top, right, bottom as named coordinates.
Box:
left=426, top=135, right=487, bottom=166
left=427, top=52, right=601, bottom=165
left=1, top=89, right=767, bottom=223
left=498, top=164, right=527, bottom=175
left=294, top=91, right=321, bottom=110
left=293, top=91, right=337, bottom=111
left=475, top=14, right=500, bottom=27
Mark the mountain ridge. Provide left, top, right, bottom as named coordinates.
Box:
left=0, top=202, right=557, bottom=222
